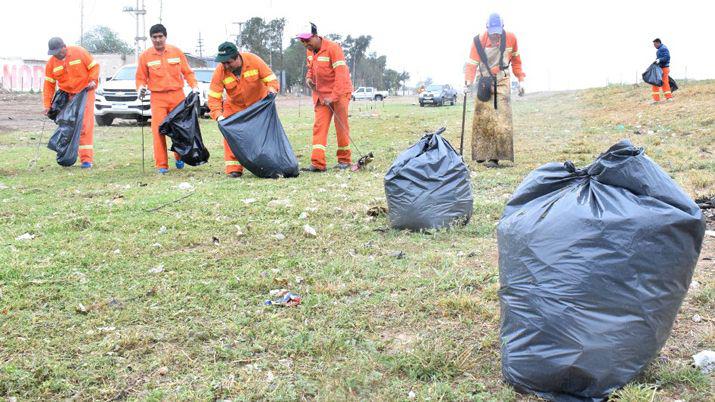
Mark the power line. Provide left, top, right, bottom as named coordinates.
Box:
left=196, top=32, right=204, bottom=58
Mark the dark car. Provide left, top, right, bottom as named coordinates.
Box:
left=419, top=84, right=458, bottom=107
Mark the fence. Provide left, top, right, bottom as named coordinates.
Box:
left=1, top=59, right=45, bottom=92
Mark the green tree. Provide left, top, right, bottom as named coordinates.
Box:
left=283, top=38, right=306, bottom=92
left=80, top=26, right=132, bottom=54
left=383, top=69, right=401, bottom=93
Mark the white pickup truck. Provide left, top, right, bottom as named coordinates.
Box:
left=351, top=87, right=388, bottom=101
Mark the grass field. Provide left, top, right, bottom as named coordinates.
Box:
left=1, top=82, right=713, bottom=401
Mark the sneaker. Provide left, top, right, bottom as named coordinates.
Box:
left=665, top=98, right=674, bottom=102
left=80, top=162, right=93, bottom=169
left=175, top=160, right=185, bottom=169
left=333, top=162, right=352, bottom=170
left=157, top=168, right=169, bottom=174
left=300, top=165, right=326, bottom=172
left=650, top=100, right=660, bottom=105
left=485, top=160, right=499, bottom=168
left=228, top=171, right=243, bottom=178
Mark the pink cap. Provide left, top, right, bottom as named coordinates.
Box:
left=296, top=32, right=313, bottom=40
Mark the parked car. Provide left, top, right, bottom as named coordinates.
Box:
left=351, top=86, right=388, bottom=101
left=94, top=64, right=210, bottom=126
left=419, top=84, right=458, bottom=107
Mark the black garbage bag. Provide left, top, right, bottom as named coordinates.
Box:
left=668, top=76, right=678, bottom=92
left=218, top=93, right=299, bottom=178
left=47, top=89, right=70, bottom=122
left=159, top=92, right=210, bottom=166
left=497, top=140, right=705, bottom=401
left=47, top=88, right=88, bottom=166
left=384, top=127, right=473, bottom=230
left=642, top=63, right=663, bottom=86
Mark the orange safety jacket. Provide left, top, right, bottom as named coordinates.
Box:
left=135, top=44, right=197, bottom=92
left=43, top=46, right=99, bottom=109
left=207, top=53, right=280, bottom=120
left=305, top=37, right=353, bottom=103
left=465, top=31, right=525, bottom=84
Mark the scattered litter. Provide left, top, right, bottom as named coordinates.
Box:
left=158, top=226, right=167, bottom=234
left=148, top=264, right=164, bottom=274
left=295, top=276, right=304, bottom=284
left=389, top=251, right=406, bottom=259
left=76, top=303, right=89, bottom=314
left=705, top=230, right=715, bottom=238
left=303, top=224, right=317, bottom=237
left=692, top=314, right=702, bottom=323
left=692, top=350, right=715, bottom=374
left=299, top=212, right=308, bottom=220
left=273, top=233, right=286, bottom=240
left=265, top=289, right=302, bottom=307
left=97, top=326, right=116, bottom=332
left=152, top=243, right=162, bottom=248
left=408, top=391, right=416, bottom=399
left=177, top=182, right=194, bottom=191
left=235, top=225, right=244, bottom=237
left=0, top=183, right=8, bottom=189
left=242, top=198, right=257, bottom=204
left=157, top=366, right=169, bottom=376
left=268, top=199, right=292, bottom=208
left=113, top=249, right=121, bottom=254
left=367, top=206, right=387, bottom=217
left=15, top=233, right=35, bottom=241
left=212, top=236, right=220, bottom=245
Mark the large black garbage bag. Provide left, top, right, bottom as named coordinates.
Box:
left=384, top=127, right=473, bottom=230
left=159, top=92, right=210, bottom=166
left=642, top=63, right=663, bottom=86
left=668, top=76, right=678, bottom=92
left=47, top=89, right=70, bottom=122
left=498, top=140, right=705, bottom=401
left=47, top=88, right=87, bottom=166
left=218, top=93, right=299, bottom=178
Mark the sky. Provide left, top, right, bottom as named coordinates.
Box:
left=3, top=0, right=715, bottom=92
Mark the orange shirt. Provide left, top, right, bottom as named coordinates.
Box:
left=135, top=44, right=197, bottom=92
left=304, top=37, right=353, bottom=103
left=465, top=31, right=525, bottom=84
left=207, top=52, right=279, bottom=120
left=43, top=46, right=99, bottom=109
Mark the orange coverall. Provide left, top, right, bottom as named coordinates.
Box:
left=464, top=31, right=525, bottom=84
left=652, top=67, right=672, bottom=101
left=207, top=53, right=280, bottom=174
left=136, top=44, right=197, bottom=169
left=305, top=37, right=354, bottom=170
left=43, top=46, right=99, bottom=163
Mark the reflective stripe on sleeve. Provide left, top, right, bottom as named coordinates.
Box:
left=45, top=76, right=56, bottom=83
left=261, top=74, right=277, bottom=82
left=78, top=145, right=93, bottom=150
left=87, top=61, right=98, bottom=70
left=466, top=58, right=479, bottom=65
left=312, top=144, right=327, bottom=150
left=208, top=90, right=222, bottom=99
left=53, top=65, right=64, bottom=73
left=317, top=56, right=330, bottom=62
left=332, top=60, right=346, bottom=68
left=223, top=77, right=236, bottom=85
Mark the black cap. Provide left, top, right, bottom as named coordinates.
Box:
left=215, top=42, right=238, bottom=63
left=47, top=37, right=66, bottom=56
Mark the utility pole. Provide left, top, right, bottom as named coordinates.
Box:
left=159, top=0, right=163, bottom=23
left=232, top=21, right=245, bottom=49
left=196, top=32, right=204, bottom=58
left=123, top=0, right=147, bottom=63
left=80, top=0, right=84, bottom=46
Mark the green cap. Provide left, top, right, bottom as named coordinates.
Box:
left=215, top=42, right=238, bottom=62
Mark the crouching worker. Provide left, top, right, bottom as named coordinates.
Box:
left=208, top=42, right=279, bottom=178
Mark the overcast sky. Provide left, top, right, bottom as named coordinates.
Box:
left=4, top=0, right=714, bottom=91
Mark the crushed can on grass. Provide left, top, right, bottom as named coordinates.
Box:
left=265, top=289, right=302, bottom=307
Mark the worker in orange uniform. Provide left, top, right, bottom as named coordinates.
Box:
left=135, top=24, right=198, bottom=174
left=651, top=38, right=672, bottom=103
left=43, top=37, right=99, bottom=168
left=208, top=42, right=280, bottom=178
left=465, top=13, right=525, bottom=168
left=297, top=23, right=354, bottom=172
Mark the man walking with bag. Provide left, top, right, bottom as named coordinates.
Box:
left=651, top=38, right=672, bottom=103
left=465, top=13, right=525, bottom=168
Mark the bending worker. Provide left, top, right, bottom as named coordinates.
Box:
left=465, top=13, right=525, bottom=168
left=43, top=37, right=99, bottom=168
left=135, top=23, right=198, bottom=174
left=297, top=23, right=354, bottom=172
left=208, top=42, right=279, bottom=178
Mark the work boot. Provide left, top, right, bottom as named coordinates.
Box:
left=666, top=98, right=674, bottom=102
left=175, top=160, right=185, bottom=169
left=300, top=165, right=326, bottom=173
left=228, top=171, right=242, bottom=178
left=650, top=100, right=660, bottom=105
left=333, top=162, right=351, bottom=170
left=485, top=159, right=499, bottom=168
left=80, top=162, right=93, bottom=169
left=157, top=168, right=169, bottom=174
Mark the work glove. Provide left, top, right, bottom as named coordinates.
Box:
left=268, top=87, right=278, bottom=94
left=138, top=86, right=147, bottom=99
left=217, top=115, right=225, bottom=122
left=323, top=98, right=333, bottom=106
left=654, top=59, right=660, bottom=64
left=192, top=87, right=200, bottom=94
left=87, top=81, right=97, bottom=90
left=464, top=83, right=472, bottom=93
left=306, top=78, right=316, bottom=90
left=518, top=81, right=525, bottom=97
